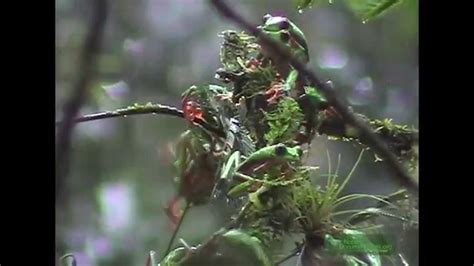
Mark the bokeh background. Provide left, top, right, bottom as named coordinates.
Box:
left=55, top=0, right=418, bottom=265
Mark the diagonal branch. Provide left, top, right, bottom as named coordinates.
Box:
left=275, top=246, right=300, bottom=265
left=209, top=0, right=418, bottom=196
left=318, top=114, right=418, bottom=158
left=56, top=0, right=108, bottom=198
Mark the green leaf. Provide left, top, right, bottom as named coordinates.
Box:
left=347, top=207, right=409, bottom=225
left=346, top=0, right=403, bottom=22
left=176, top=230, right=273, bottom=266
left=342, top=255, right=370, bottom=265
left=219, top=230, right=273, bottom=266
left=228, top=180, right=253, bottom=198
left=161, top=247, right=187, bottom=266
left=325, top=229, right=382, bottom=266
left=59, top=254, right=77, bottom=266
left=305, top=86, right=328, bottom=108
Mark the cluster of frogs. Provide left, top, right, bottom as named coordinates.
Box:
left=165, top=14, right=338, bottom=224
left=158, top=14, right=413, bottom=266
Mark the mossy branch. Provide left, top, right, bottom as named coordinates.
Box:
left=55, top=103, right=225, bottom=138
left=55, top=103, right=417, bottom=162
left=209, top=0, right=418, bottom=196
left=319, top=115, right=418, bottom=158
left=55, top=102, right=417, bottom=163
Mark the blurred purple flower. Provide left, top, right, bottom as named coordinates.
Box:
left=271, top=11, right=287, bottom=17
left=91, top=236, right=113, bottom=257
left=70, top=252, right=94, bottom=266
left=98, top=182, right=135, bottom=233
left=68, top=229, right=89, bottom=247
left=384, top=89, right=413, bottom=121
left=102, top=81, right=130, bottom=101
left=317, top=45, right=348, bottom=69
left=337, top=56, right=366, bottom=85
left=348, top=77, right=376, bottom=105
left=123, top=39, right=145, bottom=56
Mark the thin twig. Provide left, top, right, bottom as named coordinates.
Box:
left=161, top=201, right=192, bottom=263
left=55, top=103, right=226, bottom=138
left=56, top=0, right=107, bottom=198
left=209, top=0, right=418, bottom=196
left=225, top=201, right=252, bottom=230
left=275, top=247, right=300, bottom=265
left=55, top=103, right=183, bottom=125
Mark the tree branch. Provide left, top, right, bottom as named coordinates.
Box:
left=56, top=0, right=107, bottom=199
left=275, top=247, right=300, bottom=265
left=56, top=103, right=417, bottom=164
left=162, top=202, right=192, bottom=262
left=318, top=114, right=418, bottom=158
left=208, top=0, right=418, bottom=196
left=55, top=103, right=184, bottom=124
left=55, top=103, right=226, bottom=138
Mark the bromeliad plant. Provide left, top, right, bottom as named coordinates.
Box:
left=58, top=5, right=418, bottom=266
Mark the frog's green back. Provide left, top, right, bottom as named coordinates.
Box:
left=288, top=20, right=310, bottom=62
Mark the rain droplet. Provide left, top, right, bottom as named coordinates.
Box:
left=123, top=115, right=128, bottom=118
left=328, top=0, right=333, bottom=3
left=298, top=9, right=304, bottom=14
left=362, top=20, right=367, bottom=24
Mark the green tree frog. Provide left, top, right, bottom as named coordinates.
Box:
left=216, top=143, right=303, bottom=207
left=258, top=14, right=310, bottom=64
left=256, top=14, right=312, bottom=104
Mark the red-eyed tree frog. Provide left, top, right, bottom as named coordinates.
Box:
left=166, top=129, right=222, bottom=225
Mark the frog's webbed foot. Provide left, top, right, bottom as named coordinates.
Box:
left=323, top=106, right=343, bottom=121
left=215, top=93, right=233, bottom=102
left=211, top=142, right=227, bottom=157
left=245, top=58, right=262, bottom=72
left=265, top=83, right=287, bottom=104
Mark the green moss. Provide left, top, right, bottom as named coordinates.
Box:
left=264, top=97, right=305, bottom=145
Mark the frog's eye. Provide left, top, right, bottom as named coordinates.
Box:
left=215, top=68, right=226, bottom=75
left=263, top=14, right=272, bottom=23
left=279, top=20, right=290, bottom=30
left=275, top=145, right=288, bottom=157
left=280, top=32, right=290, bottom=43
